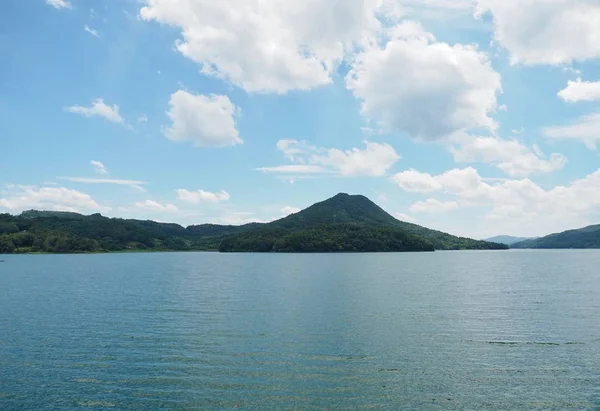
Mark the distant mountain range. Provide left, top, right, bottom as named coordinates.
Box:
left=511, top=225, right=600, bottom=249
left=0, top=193, right=508, bottom=254
left=483, top=235, right=535, bottom=246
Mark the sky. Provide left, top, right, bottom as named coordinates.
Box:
left=1, top=0, right=600, bottom=239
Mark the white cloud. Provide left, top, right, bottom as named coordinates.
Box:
left=563, top=66, right=582, bottom=76
left=176, top=189, right=231, bottom=204
left=90, top=160, right=108, bottom=175
left=558, top=78, right=600, bottom=103
left=84, top=25, right=100, bottom=38
left=377, top=193, right=388, bottom=202
left=260, top=139, right=400, bottom=177
left=57, top=177, right=147, bottom=186
left=281, top=206, right=301, bottom=217
left=163, top=90, right=242, bottom=147
left=134, top=200, right=179, bottom=213
left=211, top=212, right=267, bottom=225
left=399, top=0, right=478, bottom=26
left=138, top=114, right=148, bottom=123
left=475, top=0, right=600, bottom=66
left=449, top=134, right=567, bottom=176
left=313, top=141, right=400, bottom=177
left=543, top=112, right=600, bottom=149
left=346, top=21, right=502, bottom=140
left=0, top=186, right=108, bottom=213
left=66, top=99, right=124, bottom=124
left=257, top=165, right=327, bottom=174
left=276, top=140, right=320, bottom=163
left=410, top=198, right=459, bottom=213
left=394, top=212, right=417, bottom=223
left=400, top=0, right=474, bottom=13
left=140, top=0, right=386, bottom=94
left=390, top=169, right=443, bottom=193
left=393, top=166, right=600, bottom=235
left=46, top=0, right=71, bottom=9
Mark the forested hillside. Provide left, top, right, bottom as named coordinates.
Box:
left=0, top=193, right=508, bottom=254
left=512, top=225, right=600, bottom=249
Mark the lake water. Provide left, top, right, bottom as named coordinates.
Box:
left=1, top=251, right=600, bottom=410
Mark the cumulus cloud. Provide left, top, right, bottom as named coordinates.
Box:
left=0, top=186, right=108, bottom=213
left=392, top=166, right=600, bottom=235
left=140, top=0, right=385, bottom=93
left=475, top=0, right=600, bottom=66
left=65, top=99, right=124, bottom=124
left=346, top=21, right=502, bottom=140
left=163, top=90, right=242, bottom=148
left=449, top=134, right=567, bottom=176
left=90, top=160, right=108, bottom=175
left=543, top=112, right=600, bottom=149
left=410, top=198, right=459, bottom=213
left=46, top=0, right=71, bottom=9
left=390, top=169, right=442, bottom=193
left=558, top=78, right=600, bottom=103
left=259, top=139, right=400, bottom=177
left=313, top=141, right=401, bottom=177
left=176, top=189, right=231, bottom=204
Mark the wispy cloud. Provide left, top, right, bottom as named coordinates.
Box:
left=46, top=0, right=71, bottom=10
left=58, top=177, right=146, bottom=185
left=84, top=25, right=101, bottom=38
left=90, top=160, right=108, bottom=175
left=65, top=99, right=124, bottom=124
left=257, top=165, right=327, bottom=174
left=57, top=177, right=147, bottom=192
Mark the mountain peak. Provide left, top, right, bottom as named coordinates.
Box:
left=275, top=192, right=396, bottom=228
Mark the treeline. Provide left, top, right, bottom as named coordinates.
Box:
left=219, top=223, right=436, bottom=253
left=0, top=212, right=220, bottom=254
left=512, top=224, right=600, bottom=249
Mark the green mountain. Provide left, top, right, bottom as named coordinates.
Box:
left=219, top=193, right=507, bottom=252
left=511, top=225, right=600, bottom=249
left=484, top=235, right=534, bottom=246
left=0, top=193, right=507, bottom=254
left=0, top=212, right=212, bottom=254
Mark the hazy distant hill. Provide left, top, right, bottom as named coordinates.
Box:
left=484, top=235, right=534, bottom=246
left=0, top=193, right=508, bottom=254
left=511, top=225, right=600, bottom=249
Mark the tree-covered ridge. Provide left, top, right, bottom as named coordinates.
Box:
left=0, top=194, right=508, bottom=254
left=0, top=212, right=219, bottom=254
left=219, top=223, right=436, bottom=253
left=219, top=193, right=507, bottom=252
left=511, top=225, right=600, bottom=249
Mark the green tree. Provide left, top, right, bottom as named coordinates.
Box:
left=0, top=236, right=15, bottom=254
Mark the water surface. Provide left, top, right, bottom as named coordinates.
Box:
left=1, top=251, right=599, bottom=409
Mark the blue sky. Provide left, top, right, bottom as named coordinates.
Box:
left=1, top=0, right=600, bottom=239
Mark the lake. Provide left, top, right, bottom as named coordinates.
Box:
left=1, top=251, right=600, bottom=410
